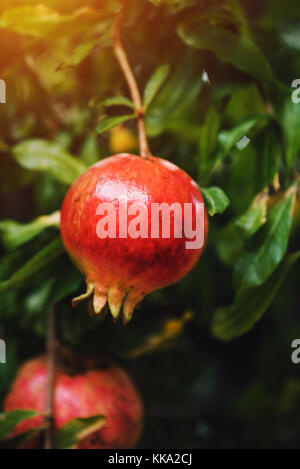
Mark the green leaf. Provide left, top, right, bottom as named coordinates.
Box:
left=218, top=116, right=265, bottom=154
left=226, top=144, right=260, bottom=214
left=178, top=22, right=282, bottom=92
left=0, top=237, right=64, bottom=293
left=80, top=133, right=100, bottom=167
left=235, top=195, right=268, bottom=239
left=0, top=5, right=113, bottom=40
left=55, top=39, right=99, bottom=70
left=146, top=54, right=203, bottom=137
left=51, top=265, right=83, bottom=303
left=0, top=5, right=63, bottom=37
left=212, top=251, right=300, bottom=341
left=225, top=84, right=266, bottom=125
left=0, top=410, right=39, bottom=440
left=97, top=114, right=135, bottom=134
left=234, top=186, right=296, bottom=292
left=53, top=415, right=105, bottom=449
left=198, top=106, right=220, bottom=178
left=143, top=64, right=170, bottom=110
left=216, top=223, right=245, bottom=267
left=0, top=212, right=60, bottom=251
left=0, top=425, right=46, bottom=449
left=12, top=140, right=87, bottom=185
left=24, top=278, right=54, bottom=316
left=281, top=96, right=300, bottom=169
left=101, top=96, right=135, bottom=109
left=202, top=187, right=230, bottom=216
left=255, top=129, right=281, bottom=193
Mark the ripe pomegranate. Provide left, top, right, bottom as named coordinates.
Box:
left=61, top=153, right=208, bottom=322
left=4, top=357, right=143, bottom=449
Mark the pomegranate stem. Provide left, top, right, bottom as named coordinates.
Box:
left=113, top=0, right=151, bottom=159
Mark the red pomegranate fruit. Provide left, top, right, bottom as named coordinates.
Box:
left=4, top=357, right=143, bottom=449
left=61, top=153, right=208, bottom=323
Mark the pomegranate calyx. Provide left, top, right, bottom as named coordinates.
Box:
left=72, top=282, right=94, bottom=308
left=93, top=289, right=107, bottom=315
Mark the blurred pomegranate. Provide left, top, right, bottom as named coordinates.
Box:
left=4, top=357, right=143, bottom=449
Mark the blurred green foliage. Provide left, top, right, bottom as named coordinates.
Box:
left=0, top=0, right=300, bottom=449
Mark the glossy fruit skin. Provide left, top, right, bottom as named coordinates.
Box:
left=4, top=357, right=143, bottom=449
left=60, top=153, right=208, bottom=322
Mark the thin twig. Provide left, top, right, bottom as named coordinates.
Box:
left=44, top=305, right=56, bottom=450
left=113, top=0, right=151, bottom=159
